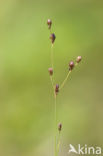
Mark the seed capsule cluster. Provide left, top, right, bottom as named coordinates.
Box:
left=69, top=56, right=82, bottom=71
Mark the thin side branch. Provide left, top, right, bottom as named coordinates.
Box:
left=60, top=70, right=71, bottom=90
left=60, top=63, right=78, bottom=90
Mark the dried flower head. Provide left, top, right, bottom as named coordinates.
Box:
left=76, top=56, right=82, bottom=63
left=55, top=84, right=59, bottom=94
left=47, top=19, right=52, bottom=29
left=50, top=33, right=56, bottom=44
left=69, top=61, right=74, bottom=70
left=58, top=123, right=62, bottom=131
left=48, top=68, right=53, bottom=76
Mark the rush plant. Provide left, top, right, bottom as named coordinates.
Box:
left=47, top=19, right=82, bottom=156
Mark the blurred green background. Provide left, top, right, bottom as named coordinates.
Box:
left=0, top=0, right=103, bottom=156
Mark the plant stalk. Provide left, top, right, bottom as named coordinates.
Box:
left=54, top=94, right=57, bottom=156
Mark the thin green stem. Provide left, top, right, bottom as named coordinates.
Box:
left=50, top=43, right=57, bottom=156
left=51, top=44, right=54, bottom=69
left=50, top=44, right=55, bottom=85
left=50, top=76, right=54, bottom=90
left=49, top=30, right=57, bottom=156
left=60, top=63, right=79, bottom=90
left=50, top=28, right=52, bottom=34
left=60, top=70, right=71, bottom=90
left=57, top=132, right=61, bottom=155
left=54, top=94, right=57, bottom=156
left=49, top=28, right=54, bottom=69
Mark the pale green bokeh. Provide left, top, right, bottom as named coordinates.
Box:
left=0, top=0, right=103, bottom=156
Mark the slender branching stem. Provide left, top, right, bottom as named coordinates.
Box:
left=49, top=26, right=59, bottom=156
left=60, top=70, right=71, bottom=90
left=49, top=42, right=57, bottom=156
left=47, top=19, right=82, bottom=156
left=60, top=63, right=78, bottom=90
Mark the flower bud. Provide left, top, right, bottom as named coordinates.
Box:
left=47, top=19, right=52, bottom=29
left=76, top=56, right=82, bottom=63
left=48, top=68, right=53, bottom=76
left=69, top=61, right=74, bottom=70
left=55, top=84, right=59, bottom=93
left=58, top=123, right=62, bottom=131
left=50, top=33, right=56, bottom=44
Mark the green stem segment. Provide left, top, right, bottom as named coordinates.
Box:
left=57, top=132, right=61, bottom=155
left=49, top=31, right=58, bottom=156
left=60, top=63, right=78, bottom=90
left=60, top=70, right=71, bottom=90
left=54, top=94, right=57, bottom=156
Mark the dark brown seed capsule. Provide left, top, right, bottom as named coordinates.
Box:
left=58, top=123, right=62, bottom=131
left=50, top=33, right=56, bottom=44
left=76, top=56, right=82, bottom=63
left=69, top=61, right=74, bottom=70
left=47, top=19, right=52, bottom=29
left=55, top=84, right=59, bottom=93
left=48, top=68, right=53, bottom=76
